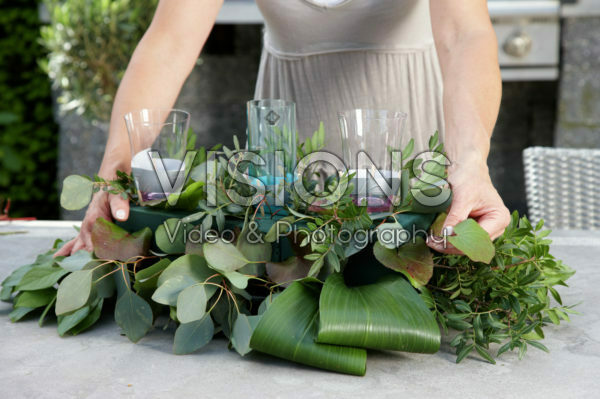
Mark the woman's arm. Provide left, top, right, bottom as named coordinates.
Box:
left=429, top=0, right=510, bottom=248
left=57, top=0, right=223, bottom=256
left=100, top=0, right=224, bottom=179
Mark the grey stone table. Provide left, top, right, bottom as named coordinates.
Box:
left=1, top=221, right=599, bottom=399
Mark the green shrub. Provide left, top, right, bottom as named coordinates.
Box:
left=41, top=0, right=157, bottom=122
left=0, top=0, right=58, bottom=218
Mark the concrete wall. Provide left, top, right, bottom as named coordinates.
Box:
left=555, top=17, right=600, bottom=149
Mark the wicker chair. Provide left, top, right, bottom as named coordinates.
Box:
left=523, top=147, right=600, bottom=230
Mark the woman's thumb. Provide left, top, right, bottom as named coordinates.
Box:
left=443, top=200, right=470, bottom=235
left=109, top=194, right=130, bottom=221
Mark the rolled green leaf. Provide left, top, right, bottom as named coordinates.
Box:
left=317, top=273, right=440, bottom=353
left=250, top=281, right=367, bottom=376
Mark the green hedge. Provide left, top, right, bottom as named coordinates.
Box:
left=0, top=0, right=58, bottom=218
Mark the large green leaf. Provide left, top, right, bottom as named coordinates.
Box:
left=133, top=258, right=171, bottom=295
left=16, top=266, right=69, bottom=291
left=9, top=307, right=35, bottom=322
left=87, top=262, right=116, bottom=299
left=57, top=306, right=91, bottom=336
left=56, top=250, right=94, bottom=272
left=173, top=315, right=215, bottom=355
left=151, top=275, right=196, bottom=307
left=231, top=313, right=262, bottom=356
left=60, top=175, right=94, bottom=211
left=157, top=255, right=215, bottom=287
left=203, top=239, right=249, bottom=272
left=236, top=210, right=271, bottom=275
left=166, top=181, right=205, bottom=211
left=153, top=255, right=219, bottom=305
left=265, top=256, right=311, bottom=286
left=250, top=281, right=367, bottom=376
left=373, top=238, right=434, bottom=287
left=155, top=218, right=186, bottom=254
left=91, top=218, right=152, bottom=262
left=447, top=219, right=495, bottom=263
left=114, top=289, right=154, bottom=343
left=176, top=284, right=208, bottom=323
left=70, top=298, right=104, bottom=335
left=55, top=270, right=93, bottom=315
left=317, top=273, right=440, bottom=353
left=221, top=271, right=250, bottom=290
left=15, top=288, right=56, bottom=309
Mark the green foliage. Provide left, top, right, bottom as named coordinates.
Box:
left=426, top=212, right=576, bottom=364
left=0, top=0, right=59, bottom=218
left=317, top=273, right=440, bottom=352
left=1, top=130, right=578, bottom=375
left=91, top=218, right=151, bottom=261
left=41, top=0, right=157, bottom=122
left=250, top=280, right=368, bottom=376
left=448, top=219, right=495, bottom=263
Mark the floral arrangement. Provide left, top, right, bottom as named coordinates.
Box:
left=1, top=129, right=576, bottom=376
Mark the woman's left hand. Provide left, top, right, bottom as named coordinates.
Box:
left=427, top=159, right=511, bottom=254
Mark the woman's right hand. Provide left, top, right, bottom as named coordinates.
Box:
left=54, top=190, right=130, bottom=257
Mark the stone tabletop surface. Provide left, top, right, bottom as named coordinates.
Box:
left=1, top=221, right=599, bottom=399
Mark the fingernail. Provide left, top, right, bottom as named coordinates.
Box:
left=116, top=209, right=126, bottom=220
left=443, top=226, right=454, bottom=236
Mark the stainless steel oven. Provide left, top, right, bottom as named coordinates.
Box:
left=216, top=0, right=563, bottom=82
left=488, top=0, right=561, bottom=81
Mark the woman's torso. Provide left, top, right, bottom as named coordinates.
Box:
left=253, top=0, right=445, bottom=154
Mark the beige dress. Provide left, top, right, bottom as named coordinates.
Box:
left=253, top=0, right=445, bottom=155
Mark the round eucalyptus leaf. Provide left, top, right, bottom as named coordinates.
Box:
left=55, top=270, right=93, bottom=316
left=114, top=290, right=153, bottom=343
left=155, top=218, right=186, bottom=254
left=173, top=315, right=215, bottom=355
left=203, top=240, right=249, bottom=273
left=176, top=284, right=208, bottom=323
left=60, top=175, right=93, bottom=210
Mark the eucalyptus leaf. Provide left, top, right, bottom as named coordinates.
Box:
left=133, top=258, right=171, bottom=294
left=70, top=298, right=104, bottom=335
left=15, top=288, right=56, bottom=309
left=203, top=239, right=249, bottom=273
left=114, top=289, right=154, bottom=343
left=17, top=266, right=69, bottom=291
left=176, top=284, right=208, bottom=323
left=173, top=315, right=215, bottom=355
left=9, top=307, right=35, bottom=322
left=155, top=218, right=186, bottom=254
left=2, top=263, right=36, bottom=289
left=167, top=181, right=204, bottom=211
left=266, top=256, right=311, bottom=286
left=231, top=314, right=262, bottom=356
left=60, top=175, right=93, bottom=211
left=55, top=270, right=93, bottom=315
left=157, top=254, right=216, bottom=287
left=57, top=306, right=91, bottom=336
left=152, top=275, right=197, bottom=307
left=222, top=271, right=250, bottom=290
left=447, top=219, right=495, bottom=263
left=38, top=294, right=57, bottom=327
left=236, top=211, right=271, bottom=274
left=373, top=238, right=434, bottom=287
left=91, top=218, right=152, bottom=262
left=57, top=250, right=94, bottom=272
